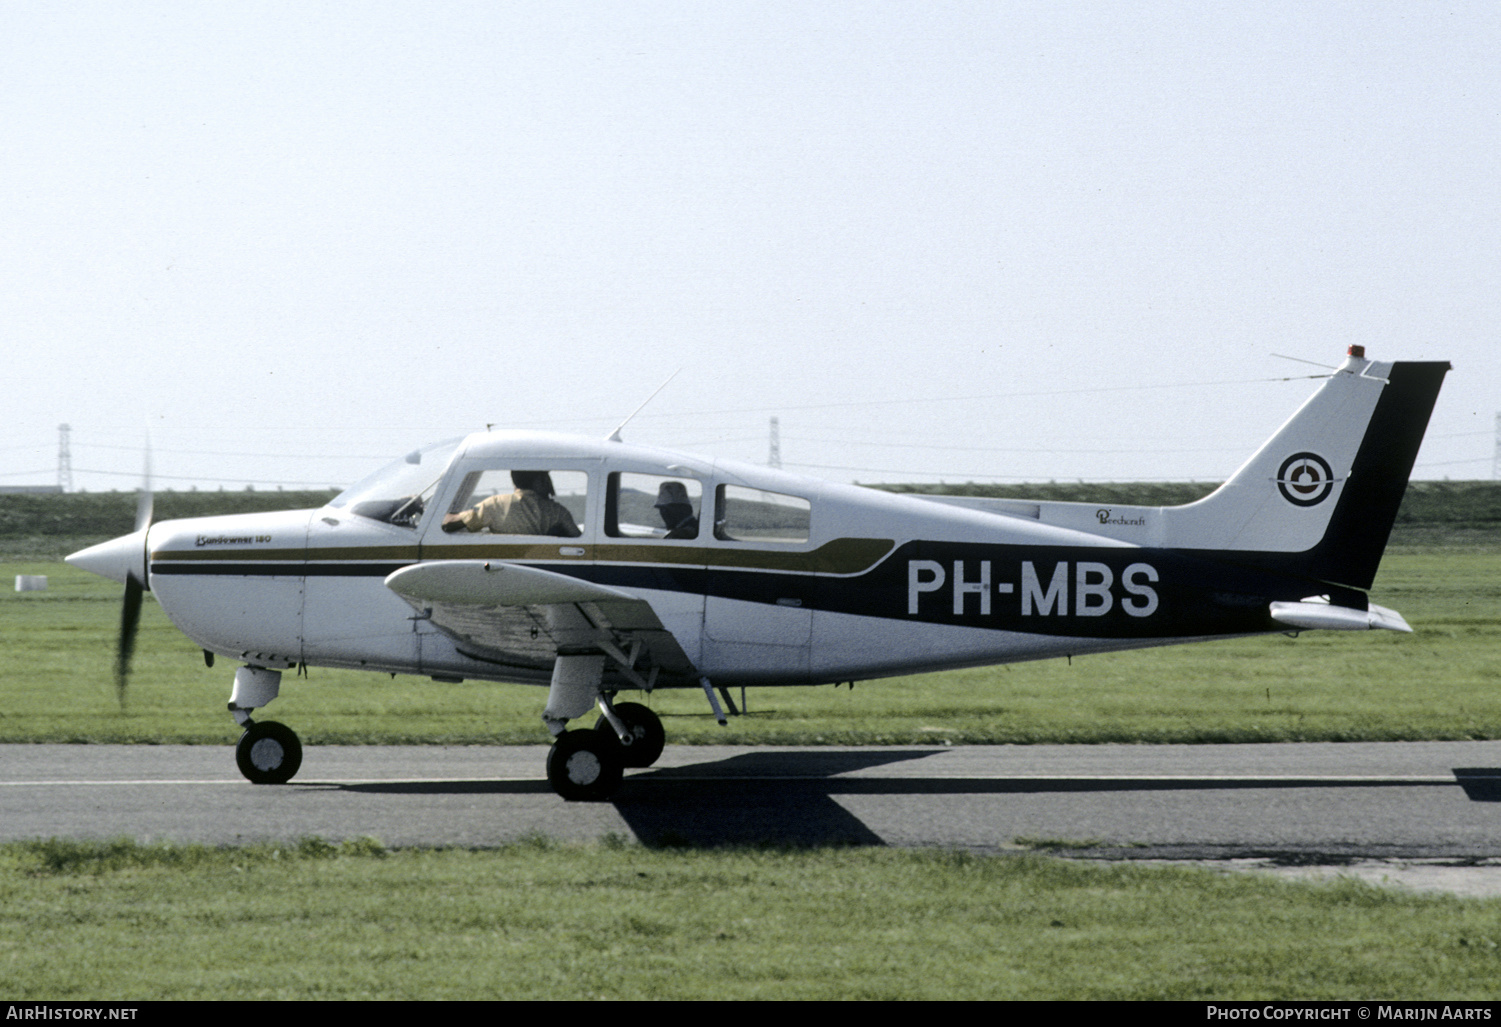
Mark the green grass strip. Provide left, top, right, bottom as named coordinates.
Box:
left=2, top=837, right=1499, bottom=1000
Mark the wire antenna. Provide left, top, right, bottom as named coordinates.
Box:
left=1270, top=353, right=1340, bottom=370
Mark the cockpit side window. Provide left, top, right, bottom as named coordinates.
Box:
left=714, top=485, right=811, bottom=543
left=441, top=469, right=588, bottom=538
left=605, top=473, right=702, bottom=540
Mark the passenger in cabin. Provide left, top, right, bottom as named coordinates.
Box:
left=654, top=481, right=699, bottom=539
left=441, top=471, right=581, bottom=537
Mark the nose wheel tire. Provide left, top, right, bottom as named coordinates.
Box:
left=593, top=702, right=665, bottom=768
left=546, top=728, right=623, bottom=801
left=235, top=721, right=303, bottom=784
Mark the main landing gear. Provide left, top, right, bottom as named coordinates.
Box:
left=546, top=701, right=665, bottom=802
left=540, top=654, right=671, bottom=801
left=228, top=665, right=303, bottom=785
left=595, top=701, right=667, bottom=768
left=540, top=657, right=735, bottom=801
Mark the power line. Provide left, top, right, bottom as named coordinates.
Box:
left=514, top=374, right=1334, bottom=425
left=1415, top=457, right=1494, bottom=468
left=77, top=442, right=391, bottom=461
left=67, top=373, right=1317, bottom=436
left=71, top=468, right=343, bottom=488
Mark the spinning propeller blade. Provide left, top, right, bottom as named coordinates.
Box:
left=115, top=574, right=143, bottom=707
left=134, top=440, right=153, bottom=533
left=115, top=436, right=153, bottom=708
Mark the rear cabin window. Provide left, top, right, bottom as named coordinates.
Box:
left=606, top=473, right=702, bottom=540
left=714, top=485, right=811, bottom=543
left=444, top=469, right=588, bottom=538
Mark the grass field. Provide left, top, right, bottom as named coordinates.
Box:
left=3, top=837, right=1501, bottom=1000
left=4, top=542, right=1499, bottom=1000
left=2, top=549, right=1498, bottom=745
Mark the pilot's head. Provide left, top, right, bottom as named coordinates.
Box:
left=511, top=471, right=555, bottom=497
left=654, top=481, right=694, bottom=529
left=654, top=481, right=690, bottom=509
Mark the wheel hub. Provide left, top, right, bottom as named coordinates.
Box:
left=249, top=738, right=284, bottom=771
left=566, top=750, right=602, bottom=785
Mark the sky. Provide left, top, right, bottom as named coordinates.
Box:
left=4, top=1, right=1497, bottom=494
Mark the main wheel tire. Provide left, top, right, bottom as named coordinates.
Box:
left=593, top=702, right=666, bottom=768
left=235, top=721, right=303, bottom=785
left=546, top=728, right=623, bottom=801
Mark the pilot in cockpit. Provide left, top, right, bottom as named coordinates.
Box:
left=654, top=481, right=699, bottom=539
left=441, top=471, right=581, bottom=537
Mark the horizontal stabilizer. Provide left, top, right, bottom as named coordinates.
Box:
left=1269, top=598, right=1412, bottom=633
left=385, top=561, right=637, bottom=607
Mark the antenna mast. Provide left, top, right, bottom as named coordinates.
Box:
left=1493, top=412, right=1501, bottom=481
left=57, top=423, right=72, bottom=493
left=768, top=417, right=781, bottom=469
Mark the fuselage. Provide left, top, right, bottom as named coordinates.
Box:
left=130, top=430, right=1326, bottom=690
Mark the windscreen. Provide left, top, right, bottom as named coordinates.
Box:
left=328, top=437, right=463, bottom=527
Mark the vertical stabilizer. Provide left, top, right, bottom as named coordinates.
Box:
left=1165, top=351, right=1449, bottom=590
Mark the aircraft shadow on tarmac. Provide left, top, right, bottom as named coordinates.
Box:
left=333, top=753, right=1501, bottom=849
left=1453, top=769, right=1501, bottom=802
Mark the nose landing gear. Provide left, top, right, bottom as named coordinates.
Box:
left=228, top=664, right=303, bottom=785
left=235, top=720, right=303, bottom=785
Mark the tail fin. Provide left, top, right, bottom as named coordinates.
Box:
left=1169, top=350, right=1449, bottom=590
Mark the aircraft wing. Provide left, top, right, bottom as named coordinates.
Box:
left=384, top=560, right=697, bottom=683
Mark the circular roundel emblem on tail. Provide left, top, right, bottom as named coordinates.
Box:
left=1277, top=452, right=1335, bottom=507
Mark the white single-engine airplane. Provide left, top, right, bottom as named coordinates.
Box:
left=68, top=347, right=1448, bottom=800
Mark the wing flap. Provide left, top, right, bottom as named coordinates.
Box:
left=385, top=560, right=699, bottom=681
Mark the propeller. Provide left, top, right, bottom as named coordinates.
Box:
left=65, top=434, right=156, bottom=709
left=113, top=441, right=153, bottom=708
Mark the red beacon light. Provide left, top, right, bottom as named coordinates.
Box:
left=1348, top=345, right=1366, bottom=358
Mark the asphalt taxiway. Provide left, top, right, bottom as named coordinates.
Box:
left=5, top=741, right=1499, bottom=878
